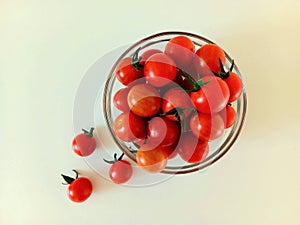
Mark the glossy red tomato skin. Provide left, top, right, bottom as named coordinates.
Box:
left=162, top=143, right=178, bottom=159
left=113, top=87, right=130, bottom=112
left=144, top=53, right=177, bottom=87
left=164, top=36, right=195, bottom=70
left=72, top=133, right=96, bottom=157
left=219, top=105, right=237, bottom=128
left=127, top=77, right=147, bottom=88
left=116, top=57, right=142, bottom=86
left=113, top=112, right=147, bottom=142
left=195, top=44, right=226, bottom=74
left=192, top=54, right=214, bottom=77
left=68, top=177, right=93, bottom=203
left=158, top=69, right=185, bottom=95
left=136, top=145, right=168, bottom=173
left=127, top=83, right=161, bottom=117
left=140, top=49, right=163, bottom=66
left=224, top=72, right=243, bottom=102
left=178, top=132, right=209, bottom=163
left=109, top=160, right=133, bottom=184
left=189, top=112, right=225, bottom=141
left=190, top=76, right=230, bottom=114
left=162, top=88, right=194, bottom=121
left=147, top=116, right=179, bottom=147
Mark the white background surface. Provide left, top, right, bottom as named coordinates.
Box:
left=1, top=0, right=300, bottom=224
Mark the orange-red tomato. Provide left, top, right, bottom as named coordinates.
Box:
left=195, top=44, right=226, bottom=74
left=136, top=145, right=168, bottom=173
left=144, top=53, right=177, bottom=87
left=165, top=35, right=195, bottom=70
left=127, top=83, right=161, bottom=117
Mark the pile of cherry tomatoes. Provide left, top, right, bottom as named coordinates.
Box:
left=62, top=35, right=243, bottom=203
left=113, top=35, right=243, bottom=173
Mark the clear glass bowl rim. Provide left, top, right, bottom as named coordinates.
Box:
left=103, top=31, right=248, bottom=174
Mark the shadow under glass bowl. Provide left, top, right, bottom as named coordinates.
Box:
left=103, top=31, right=247, bottom=175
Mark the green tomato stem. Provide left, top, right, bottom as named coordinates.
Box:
left=82, top=127, right=94, bottom=137
left=132, top=47, right=143, bottom=71
left=61, top=170, right=78, bottom=185
left=103, top=153, right=125, bottom=164
left=214, top=59, right=235, bottom=79
left=182, top=71, right=209, bottom=92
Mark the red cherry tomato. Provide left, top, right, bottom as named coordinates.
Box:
left=136, top=144, right=168, bottom=173
left=195, top=44, right=226, bottom=74
left=113, top=87, right=130, bottom=112
left=116, top=57, right=142, bottom=85
left=104, top=153, right=133, bottom=184
left=72, top=128, right=96, bottom=157
left=147, top=116, right=179, bottom=147
left=127, top=83, right=161, bottom=117
left=190, top=76, right=230, bottom=114
left=162, top=88, right=194, bottom=121
left=189, top=112, right=225, bottom=141
left=224, top=72, right=243, bottom=102
left=144, top=53, right=177, bottom=87
left=177, top=132, right=209, bottom=163
left=164, top=35, right=195, bottom=70
left=219, top=105, right=236, bottom=128
left=61, top=170, right=93, bottom=203
left=113, top=112, right=147, bottom=142
left=110, top=160, right=132, bottom=184
left=140, top=49, right=163, bottom=65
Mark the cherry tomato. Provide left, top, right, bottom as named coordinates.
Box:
left=190, top=76, right=230, bottom=114
left=113, top=87, right=130, bottom=112
left=147, top=116, right=179, bottom=147
left=219, top=104, right=236, bottom=128
left=136, top=144, right=168, bottom=173
left=177, top=132, right=209, bottom=163
left=61, top=170, right=93, bottom=203
left=162, top=88, right=194, bottom=121
left=164, top=35, right=195, bottom=70
left=144, top=53, right=177, bottom=87
left=116, top=57, right=142, bottom=85
left=195, top=44, right=226, bottom=74
left=113, top=112, right=147, bottom=142
left=189, top=112, right=225, bottom=141
left=72, top=128, right=96, bottom=157
left=224, top=72, right=243, bottom=102
left=127, top=83, right=161, bottom=117
left=110, top=160, right=132, bottom=184
left=140, top=49, right=163, bottom=65
left=104, top=153, right=133, bottom=184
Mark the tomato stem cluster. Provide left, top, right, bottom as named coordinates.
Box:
left=161, top=107, right=196, bottom=132
left=82, top=127, right=95, bottom=137
left=103, top=153, right=124, bottom=164
left=214, top=58, right=235, bottom=79
left=182, top=71, right=209, bottom=92
left=61, top=169, right=79, bottom=185
left=132, top=47, right=143, bottom=71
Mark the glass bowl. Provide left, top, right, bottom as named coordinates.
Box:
left=103, top=31, right=247, bottom=174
